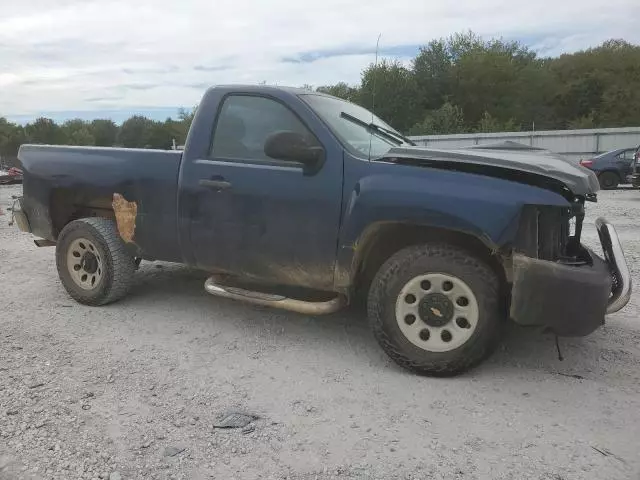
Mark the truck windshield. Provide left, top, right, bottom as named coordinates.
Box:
left=301, top=94, right=411, bottom=158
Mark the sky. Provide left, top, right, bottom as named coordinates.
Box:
left=1, top=0, right=639, bottom=123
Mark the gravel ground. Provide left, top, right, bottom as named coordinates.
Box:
left=1, top=184, right=639, bottom=480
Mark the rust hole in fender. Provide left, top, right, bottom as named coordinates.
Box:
left=112, top=193, right=137, bottom=243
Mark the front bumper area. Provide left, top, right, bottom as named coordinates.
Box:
left=510, top=218, right=632, bottom=337
left=596, top=218, right=632, bottom=314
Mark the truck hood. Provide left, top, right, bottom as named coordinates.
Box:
left=381, top=142, right=600, bottom=196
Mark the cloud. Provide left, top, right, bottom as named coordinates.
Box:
left=282, top=45, right=422, bottom=64
left=117, top=83, right=160, bottom=91
left=83, top=96, right=124, bottom=103
left=193, top=65, right=231, bottom=72
left=1, top=0, right=639, bottom=118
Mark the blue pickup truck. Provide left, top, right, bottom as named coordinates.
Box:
left=11, top=85, right=632, bottom=376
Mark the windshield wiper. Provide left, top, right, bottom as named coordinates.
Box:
left=373, top=124, right=416, bottom=146
left=340, top=112, right=414, bottom=146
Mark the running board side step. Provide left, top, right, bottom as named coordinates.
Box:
left=204, top=277, right=347, bottom=315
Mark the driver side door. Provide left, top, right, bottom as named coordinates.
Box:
left=187, top=94, right=344, bottom=290
left=617, top=149, right=635, bottom=178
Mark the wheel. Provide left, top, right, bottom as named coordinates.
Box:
left=598, top=171, right=619, bottom=190
left=367, top=243, right=503, bottom=376
left=56, top=218, right=136, bottom=305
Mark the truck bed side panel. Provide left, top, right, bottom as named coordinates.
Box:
left=18, top=145, right=183, bottom=263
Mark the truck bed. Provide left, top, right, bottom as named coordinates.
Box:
left=18, top=145, right=183, bottom=262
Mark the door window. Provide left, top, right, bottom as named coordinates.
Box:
left=619, top=149, right=635, bottom=161
left=211, top=95, right=318, bottom=162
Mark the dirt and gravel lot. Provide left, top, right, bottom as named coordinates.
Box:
left=1, top=184, right=639, bottom=480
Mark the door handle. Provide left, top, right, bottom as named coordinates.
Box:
left=199, top=179, right=232, bottom=190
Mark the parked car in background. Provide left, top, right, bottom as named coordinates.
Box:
left=579, top=147, right=637, bottom=189
left=0, top=167, right=23, bottom=184
left=629, top=145, right=640, bottom=187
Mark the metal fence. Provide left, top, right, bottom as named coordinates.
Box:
left=409, top=127, right=640, bottom=162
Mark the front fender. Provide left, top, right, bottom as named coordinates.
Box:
left=335, top=167, right=570, bottom=288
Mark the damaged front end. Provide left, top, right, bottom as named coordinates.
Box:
left=509, top=198, right=632, bottom=336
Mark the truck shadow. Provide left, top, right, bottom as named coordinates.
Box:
left=126, top=262, right=638, bottom=384
left=128, top=261, right=210, bottom=298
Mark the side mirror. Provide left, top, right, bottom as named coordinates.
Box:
left=264, top=131, right=323, bottom=170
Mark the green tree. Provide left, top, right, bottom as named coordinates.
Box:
left=358, top=59, right=421, bottom=132
left=568, top=112, right=598, bottom=129
left=146, top=119, right=180, bottom=149
left=176, top=107, right=197, bottom=144
left=61, top=119, right=95, bottom=146
left=117, top=115, right=155, bottom=148
left=413, top=39, right=453, bottom=111
left=476, top=111, right=521, bottom=133
left=316, top=82, right=360, bottom=103
left=409, top=102, right=466, bottom=135
left=450, top=37, right=549, bottom=127
left=177, top=107, right=196, bottom=124
left=0, top=118, right=27, bottom=162
left=447, top=31, right=485, bottom=61
left=549, top=39, right=640, bottom=128
left=25, top=117, right=66, bottom=144
left=476, top=112, right=501, bottom=133
left=91, top=119, right=118, bottom=147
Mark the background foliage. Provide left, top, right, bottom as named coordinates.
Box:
left=2, top=32, right=639, bottom=166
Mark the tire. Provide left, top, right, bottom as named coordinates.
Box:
left=598, top=171, right=619, bottom=190
left=367, top=243, right=503, bottom=376
left=56, top=218, right=136, bottom=306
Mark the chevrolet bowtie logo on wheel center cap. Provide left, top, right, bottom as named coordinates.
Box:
left=419, top=293, right=454, bottom=327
